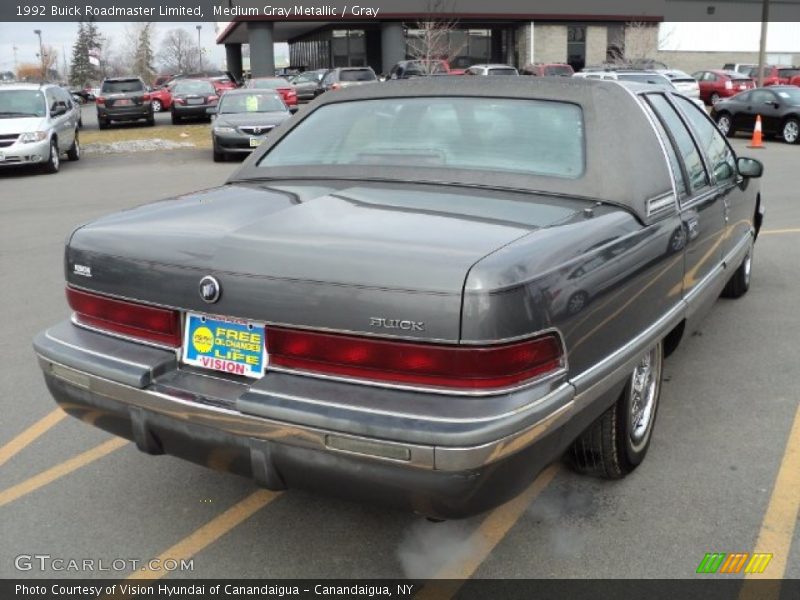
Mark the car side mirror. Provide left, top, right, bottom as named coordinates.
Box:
left=206, top=107, right=217, bottom=115
left=737, top=157, right=763, bottom=179
left=51, top=103, right=67, bottom=117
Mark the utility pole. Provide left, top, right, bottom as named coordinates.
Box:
left=196, top=25, right=203, bottom=72
left=756, top=0, right=769, bottom=88
left=13, top=44, right=18, bottom=73
left=34, top=29, right=44, bottom=81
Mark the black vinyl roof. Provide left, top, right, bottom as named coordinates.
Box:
left=233, top=77, right=674, bottom=224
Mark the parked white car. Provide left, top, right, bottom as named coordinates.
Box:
left=656, top=69, right=701, bottom=100
left=464, top=64, right=519, bottom=76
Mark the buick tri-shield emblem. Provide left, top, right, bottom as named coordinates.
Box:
left=199, top=276, right=221, bottom=303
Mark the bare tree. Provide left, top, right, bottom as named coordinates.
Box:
left=609, top=22, right=662, bottom=67
left=40, top=45, right=59, bottom=79
left=405, top=0, right=467, bottom=73
left=158, top=28, right=199, bottom=74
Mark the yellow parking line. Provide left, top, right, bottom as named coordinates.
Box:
left=0, top=408, right=66, bottom=468
left=0, top=437, right=127, bottom=508
left=131, top=489, right=281, bottom=580
left=746, top=402, right=800, bottom=579
left=760, top=228, right=800, bottom=235
left=416, top=465, right=560, bottom=600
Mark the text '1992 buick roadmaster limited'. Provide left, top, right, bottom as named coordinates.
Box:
left=34, top=79, right=764, bottom=518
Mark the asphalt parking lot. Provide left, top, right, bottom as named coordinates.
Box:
left=0, top=137, right=798, bottom=585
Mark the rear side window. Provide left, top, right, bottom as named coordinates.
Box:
left=488, top=68, right=518, bottom=76
left=673, top=95, right=736, bottom=183
left=101, top=79, right=144, bottom=94
left=646, top=94, right=709, bottom=195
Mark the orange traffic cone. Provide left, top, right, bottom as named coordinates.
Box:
left=748, top=115, right=765, bottom=149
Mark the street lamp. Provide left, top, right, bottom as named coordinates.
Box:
left=196, top=25, right=203, bottom=72
left=34, top=29, right=44, bottom=81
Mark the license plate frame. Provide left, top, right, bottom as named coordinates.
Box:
left=182, top=312, right=267, bottom=379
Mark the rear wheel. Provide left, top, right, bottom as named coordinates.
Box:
left=66, top=132, right=80, bottom=161
left=146, top=113, right=155, bottom=127
left=716, top=113, right=735, bottom=137
left=213, top=145, right=227, bottom=162
left=171, top=112, right=181, bottom=125
left=151, top=99, right=162, bottom=112
left=782, top=118, right=799, bottom=144
left=98, top=117, right=109, bottom=130
left=568, top=342, right=663, bottom=478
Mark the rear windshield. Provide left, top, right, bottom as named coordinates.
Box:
left=258, top=97, right=584, bottom=179
left=250, top=78, right=291, bottom=89
left=488, top=68, right=518, bottom=76
left=219, top=92, right=286, bottom=114
left=172, top=80, right=215, bottom=94
left=778, top=68, right=800, bottom=79
left=339, top=69, right=376, bottom=82
left=101, top=79, right=144, bottom=94
left=0, top=89, right=47, bottom=117
left=544, top=66, right=573, bottom=76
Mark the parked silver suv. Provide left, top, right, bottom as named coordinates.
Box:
left=0, top=83, right=80, bottom=173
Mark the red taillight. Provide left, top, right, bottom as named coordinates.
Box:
left=95, top=96, right=106, bottom=105
left=67, top=287, right=181, bottom=347
left=266, top=328, right=563, bottom=391
left=208, top=95, right=219, bottom=104
left=725, top=80, right=733, bottom=90
left=174, top=97, right=185, bottom=105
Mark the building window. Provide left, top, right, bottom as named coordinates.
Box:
left=567, top=25, right=586, bottom=71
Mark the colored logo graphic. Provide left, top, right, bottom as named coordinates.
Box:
left=696, top=552, right=773, bottom=574
left=192, top=326, right=214, bottom=353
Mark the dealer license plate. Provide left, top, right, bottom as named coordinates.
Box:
left=182, top=313, right=267, bottom=379
left=249, top=137, right=263, bottom=147
left=116, top=98, right=132, bottom=106
left=187, top=98, right=204, bottom=105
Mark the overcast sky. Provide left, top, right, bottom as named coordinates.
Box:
left=2, top=21, right=800, bottom=75
left=0, top=21, right=227, bottom=73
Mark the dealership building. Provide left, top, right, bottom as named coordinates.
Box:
left=215, top=1, right=800, bottom=77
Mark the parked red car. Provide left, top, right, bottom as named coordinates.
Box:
left=745, top=65, right=798, bottom=86
left=521, top=63, right=575, bottom=77
left=692, top=69, right=756, bottom=104
left=246, top=77, right=298, bottom=108
left=149, top=85, right=173, bottom=112
left=209, top=75, right=238, bottom=94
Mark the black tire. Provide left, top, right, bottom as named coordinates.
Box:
left=146, top=114, right=156, bottom=127
left=98, top=117, right=109, bottom=130
left=568, top=342, right=663, bottom=479
left=213, top=146, right=226, bottom=162
left=43, top=138, right=60, bottom=174
left=721, top=241, right=753, bottom=298
left=66, top=132, right=80, bottom=161
left=715, top=112, right=735, bottom=138
left=782, top=117, right=800, bottom=145
left=171, top=112, right=180, bottom=125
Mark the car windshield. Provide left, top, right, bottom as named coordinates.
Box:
left=775, top=88, right=800, bottom=104
left=219, top=92, right=286, bottom=114
left=617, top=73, right=674, bottom=87
left=339, top=69, right=376, bottom=82
left=173, top=81, right=214, bottom=95
left=0, top=89, right=47, bottom=117
left=101, top=80, right=144, bottom=94
left=258, top=97, right=584, bottom=178
left=488, top=68, right=518, bottom=76
left=250, top=78, right=290, bottom=89
left=544, top=66, right=573, bottom=76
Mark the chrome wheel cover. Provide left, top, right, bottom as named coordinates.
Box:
left=717, top=116, right=731, bottom=135
left=629, top=344, right=662, bottom=452
left=784, top=121, right=799, bottom=143
left=51, top=142, right=59, bottom=170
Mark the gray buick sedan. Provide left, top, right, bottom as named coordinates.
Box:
left=34, top=78, right=764, bottom=518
